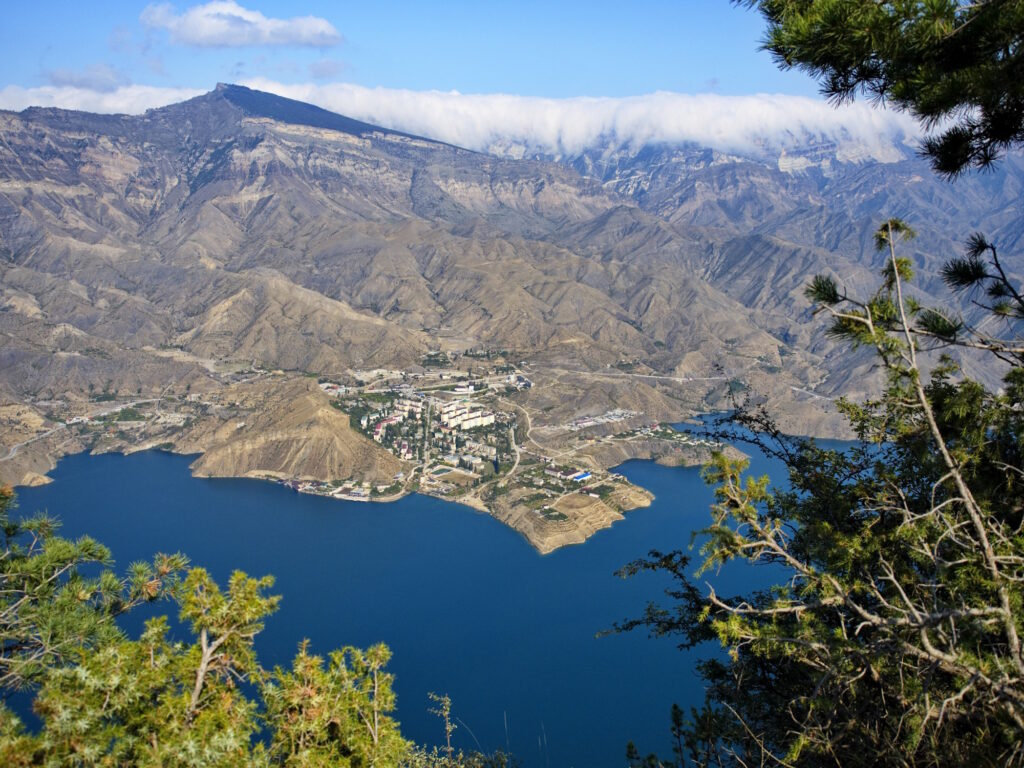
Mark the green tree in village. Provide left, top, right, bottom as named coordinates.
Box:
left=737, top=0, right=1024, bottom=177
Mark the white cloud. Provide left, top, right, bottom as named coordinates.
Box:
left=141, top=2, right=341, bottom=48
left=0, top=84, right=204, bottom=114
left=0, top=79, right=921, bottom=163
left=241, top=79, right=922, bottom=162
left=46, top=64, right=130, bottom=94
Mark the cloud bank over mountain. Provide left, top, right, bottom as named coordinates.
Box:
left=0, top=84, right=205, bottom=115
left=245, top=80, right=922, bottom=161
left=0, top=78, right=921, bottom=161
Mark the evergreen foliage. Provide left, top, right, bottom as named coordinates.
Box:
left=263, top=642, right=410, bottom=767
left=737, top=0, right=1024, bottom=176
left=0, top=485, right=188, bottom=691
left=619, top=223, right=1024, bottom=765
left=0, top=486, right=512, bottom=766
left=617, top=6, right=1024, bottom=763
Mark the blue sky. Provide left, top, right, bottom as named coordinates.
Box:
left=0, top=1, right=918, bottom=157
left=2, top=0, right=818, bottom=98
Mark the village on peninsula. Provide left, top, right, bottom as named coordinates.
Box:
left=1, top=347, right=738, bottom=554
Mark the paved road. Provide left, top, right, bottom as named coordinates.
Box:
left=789, top=386, right=833, bottom=402
left=0, top=424, right=67, bottom=461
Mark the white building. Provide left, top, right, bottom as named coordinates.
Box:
left=395, top=397, right=424, bottom=418
left=460, top=455, right=485, bottom=471
left=461, top=413, right=495, bottom=430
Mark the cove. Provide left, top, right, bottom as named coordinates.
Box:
left=14, top=436, right=793, bottom=767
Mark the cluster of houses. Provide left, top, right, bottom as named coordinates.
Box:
left=441, top=453, right=487, bottom=472
left=334, top=373, right=524, bottom=480
left=355, top=392, right=501, bottom=467
left=356, top=399, right=422, bottom=460
left=281, top=474, right=406, bottom=502
left=633, top=423, right=723, bottom=449
left=568, top=408, right=640, bottom=431
left=464, top=438, right=497, bottom=459
left=504, top=374, right=533, bottom=390
left=438, top=399, right=495, bottom=431
left=281, top=478, right=365, bottom=499
left=432, top=431, right=501, bottom=475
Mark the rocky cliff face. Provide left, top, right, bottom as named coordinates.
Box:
left=178, top=378, right=404, bottom=483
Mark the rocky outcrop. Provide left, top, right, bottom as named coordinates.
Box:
left=179, top=379, right=404, bottom=483
left=490, top=485, right=653, bottom=555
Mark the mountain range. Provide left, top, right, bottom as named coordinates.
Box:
left=1, top=84, right=1020, bottom=485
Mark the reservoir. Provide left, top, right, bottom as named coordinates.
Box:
left=15, top=435, right=792, bottom=767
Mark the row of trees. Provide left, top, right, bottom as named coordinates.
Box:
left=623, top=1, right=1024, bottom=764
left=0, top=485, right=508, bottom=766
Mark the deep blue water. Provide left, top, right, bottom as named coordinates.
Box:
left=13, top=434, right=799, bottom=767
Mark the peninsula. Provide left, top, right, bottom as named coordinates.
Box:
left=0, top=348, right=749, bottom=553
left=3, top=85, right=1013, bottom=551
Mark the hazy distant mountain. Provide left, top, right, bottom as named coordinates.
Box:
left=524, top=133, right=1023, bottom=390
left=0, top=84, right=1019, bottom=425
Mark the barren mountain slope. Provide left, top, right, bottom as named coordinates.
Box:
left=4, top=83, right=1019, bottom=491
left=558, top=139, right=1024, bottom=392
left=179, top=378, right=405, bottom=483
left=0, top=85, right=821, bottom=400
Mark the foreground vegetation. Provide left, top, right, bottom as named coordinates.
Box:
left=0, top=485, right=510, bottom=767
left=622, top=221, right=1024, bottom=765
left=621, top=2, right=1024, bottom=764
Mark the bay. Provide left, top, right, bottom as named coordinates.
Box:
left=14, top=433, right=793, bottom=767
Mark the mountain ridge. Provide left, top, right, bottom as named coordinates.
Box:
left=1, top=85, right=1019, bottom=492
